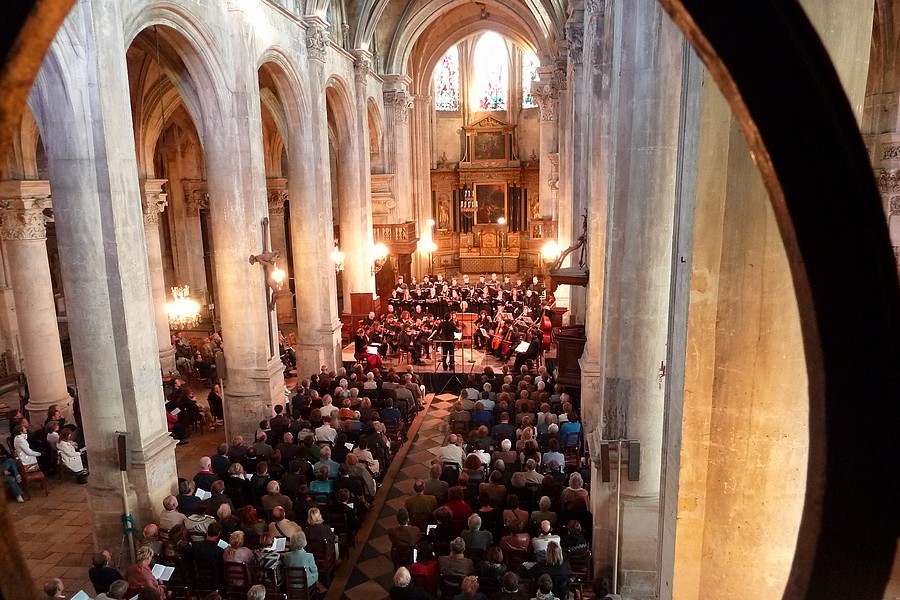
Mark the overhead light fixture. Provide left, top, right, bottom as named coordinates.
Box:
left=541, top=240, right=561, bottom=263
left=166, top=285, right=201, bottom=330
left=497, top=217, right=506, bottom=225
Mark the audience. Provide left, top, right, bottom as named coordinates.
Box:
left=390, top=566, right=430, bottom=600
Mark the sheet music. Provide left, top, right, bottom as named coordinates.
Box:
left=454, top=332, right=462, bottom=340
left=270, top=537, right=287, bottom=552
left=515, top=341, right=530, bottom=353
left=194, top=488, right=212, bottom=500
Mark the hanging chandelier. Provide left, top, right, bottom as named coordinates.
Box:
left=166, top=285, right=201, bottom=330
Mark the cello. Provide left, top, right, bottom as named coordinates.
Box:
left=540, top=298, right=556, bottom=352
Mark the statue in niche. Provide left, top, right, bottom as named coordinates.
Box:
left=438, top=199, right=451, bottom=230
left=530, top=195, right=540, bottom=220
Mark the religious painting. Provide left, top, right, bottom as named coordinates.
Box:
left=473, top=131, right=506, bottom=160
left=475, top=183, right=506, bottom=224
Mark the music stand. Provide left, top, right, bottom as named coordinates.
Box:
left=434, top=337, right=467, bottom=394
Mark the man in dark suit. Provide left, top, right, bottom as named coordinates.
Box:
left=513, top=331, right=542, bottom=372
left=439, top=313, right=459, bottom=371
left=193, top=456, right=221, bottom=492
left=388, top=508, right=422, bottom=549
left=88, top=550, right=123, bottom=595
left=176, top=480, right=204, bottom=514
left=193, top=522, right=225, bottom=590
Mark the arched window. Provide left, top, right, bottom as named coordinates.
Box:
left=473, top=32, right=508, bottom=111
left=522, top=50, right=540, bottom=108
left=434, top=45, right=460, bottom=111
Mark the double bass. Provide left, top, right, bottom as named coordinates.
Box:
left=540, top=298, right=556, bottom=352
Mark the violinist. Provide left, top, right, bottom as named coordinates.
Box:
left=473, top=310, right=490, bottom=350
left=398, top=322, right=425, bottom=365
left=416, top=317, right=434, bottom=360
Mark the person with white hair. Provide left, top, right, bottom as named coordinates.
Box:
left=363, top=372, right=378, bottom=389
left=389, top=566, right=430, bottom=600
left=559, top=472, right=590, bottom=511
left=460, top=513, right=493, bottom=550
left=437, top=433, right=465, bottom=468
left=282, top=531, right=319, bottom=584
left=491, top=438, right=517, bottom=466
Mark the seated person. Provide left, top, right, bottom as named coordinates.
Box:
left=282, top=531, right=319, bottom=586
left=438, top=537, right=475, bottom=578
left=268, top=506, right=303, bottom=540
left=460, top=514, right=492, bottom=551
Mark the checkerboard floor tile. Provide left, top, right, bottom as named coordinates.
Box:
left=336, top=392, right=453, bottom=600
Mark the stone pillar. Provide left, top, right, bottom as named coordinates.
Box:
left=567, top=6, right=588, bottom=323
left=332, top=49, right=376, bottom=313
left=553, top=55, right=572, bottom=312
left=0, top=180, right=71, bottom=419
left=30, top=0, right=177, bottom=553
left=204, top=22, right=285, bottom=441
left=382, top=75, right=415, bottom=220
left=672, top=1, right=874, bottom=598
left=180, top=179, right=212, bottom=306
left=288, top=16, right=342, bottom=373
left=531, top=69, right=560, bottom=220
left=139, top=179, right=176, bottom=374
left=582, top=0, right=686, bottom=595
left=410, top=93, right=434, bottom=279
left=266, top=178, right=293, bottom=325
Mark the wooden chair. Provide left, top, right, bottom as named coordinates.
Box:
left=192, top=560, right=220, bottom=596
left=223, top=560, right=255, bottom=593
left=305, top=538, right=337, bottom=586
left=568, top=549, right=592, bottom=581
left=478, top=575, right=502, bottom=598
left=19, top=461, right=47, bottom=497
left=256, top=565, right=282, bottom=593
left=161, top=585, right=191, bottom=600
left=450, top=419, right=470, bottom=436
left=391, top=545, right=415, bottom=570
left=396, top=349, right=410, bottom=365
left=503, top=546, right=530, bottom=567
left=440, top=574, right=464, bottom=599
left=284, top=566, right=318, bottom=600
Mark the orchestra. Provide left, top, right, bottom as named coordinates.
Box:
left=354, top=273, right=554, bottom=369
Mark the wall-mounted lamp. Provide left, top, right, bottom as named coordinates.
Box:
left=372, top=242, right=389, bottom=274
left=332, top=244, right=345, bottom=273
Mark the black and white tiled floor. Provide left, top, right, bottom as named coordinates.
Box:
left=337, top=393, right=457, bottom=600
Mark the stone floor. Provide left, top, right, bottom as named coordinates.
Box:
left=332, top=393, right=456, bottom=600
left=2, top=395, right=224, bottom=598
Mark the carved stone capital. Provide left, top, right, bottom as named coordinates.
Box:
left=352, top=50, right=372, bottom=86
left=140, top=179, right=168, bottom=227
left=268, top=191, right=288, bottom=216
left=0, top=206, right=47, bottom=240
left=584, top=0, right=605, bottom=14
left=890, top=196, right=900, bottom=216
left=305, top=22, right=329, bottom=63
left=0, top=181, right=52, bottom=241
left=384, top=89, right=414, bottom=125
left=182, top=179, right=209, bottom=215
left=531, top=80, right=559, bottom=123
left=566, top=22, right=584, bottom=65
left=877, top=169, right=900, bottom=195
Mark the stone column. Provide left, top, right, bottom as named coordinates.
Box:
left=30, top=0, right=177, bottom=553
left=382, top=75, right=415, bottom=220
left=0, top=180, right=71, bottom=419
left=266, top=178, right=293, bottom=325
left=553, top=55, right=572, bottom=312
left=567, top=7, right=588, bottom=323
left=410, top=93, right=434, bottom=279
left=204, top=19, right=285, bottom=441
left=288, top=16, right=342, bottom=373
left=336, top=49, right=376, bottom=313
left=180, top=179, right=212, bottom=306
left=139, top=179, right=176, bottom=374
left=531, top=69, right=560, bottom=219
left=582, top=0, right=686, bottom=595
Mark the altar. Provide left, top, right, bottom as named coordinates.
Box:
left=458, top=223, right=520, bottom=273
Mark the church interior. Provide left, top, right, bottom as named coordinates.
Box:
left=0, top=0, right=897, bottom=599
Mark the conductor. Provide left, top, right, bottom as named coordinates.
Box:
left=439, top=312, right=459, bottom=371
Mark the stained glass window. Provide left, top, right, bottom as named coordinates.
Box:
left=522, top=50, right=539, bottom=108
left=473, top=32, right=508, bottom=111
left=434, top=46, right=460, bottom=111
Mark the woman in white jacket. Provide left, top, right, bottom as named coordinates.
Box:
left=13, top=426, right=40, bottom=466
left=57, top=428, right=87, bottom=475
